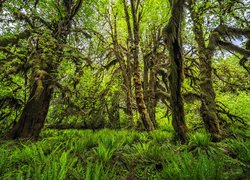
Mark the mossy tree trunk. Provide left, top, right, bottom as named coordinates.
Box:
left=112, top=48, right=134, bottom=128
left=5, top=0, right=83, bottom=140
left=107, top=91, right=120, bottom=129
left=110, top=7, right=134, bottom=128
left=148, top=66, right=157, bottom=128
left=143, top=53, right=158, bottom=129
left=123, top=0, right=135, bottom=128
left=130, top=0, right=154, bottom=131
left=188, top=0, right=221, bottom=141
left=6, top=71, right=53, bottom=139
left=163, top=0, right=188, bottom=143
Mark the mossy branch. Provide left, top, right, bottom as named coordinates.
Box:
left=0, top=30, right=31, bottom=47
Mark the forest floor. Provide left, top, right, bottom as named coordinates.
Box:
left=0, top=128, right=249, bottom=180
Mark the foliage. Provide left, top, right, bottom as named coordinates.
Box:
left=1, top=129, right=250, bottom=179
left=0, top=0, right=250, bottom=179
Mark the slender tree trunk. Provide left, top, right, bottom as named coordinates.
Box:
left=122, top=0, right=136, bottom=128
left=148, top=66, right=157, bottom=128
left=163, top=0, right=188, bottom=143
left=125, top=82, right=134, bottom=128
left=119, top=58, right=134, bottom=128
left=110, top=6, right=134, bottom=128
left=188, top=0, right=221, bottom=141
left=6, top=74, right=52, bottom=139
left=107, top=92, right=120, bottom=129
left=143, top=56, right=149, bottom=105
left=133, top=63, right=154, bottom=131
left=121, top=59, right=134, bottom=128
left=130, top=0, right=154, bottom=131
left=143, top=53, right=157, bottom=128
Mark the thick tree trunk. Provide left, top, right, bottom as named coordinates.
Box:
left=163, top=0, right=188, bottom=143
left=199, top=55, right=221, bottom=141
left=118, top=53, right=134, bottom=128
left=122, top=0, right=135, bottom=128
left=120, top=59, right=134, bottom=128
left=5, top=0, right=83, bottom=140
left=6, top=75, right=52, bottom=139
left=188, top=0, right=221, bottom=141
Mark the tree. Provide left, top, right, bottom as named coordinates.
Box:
left=129, top=0, right=155, bottom=131
left=106, top=2, right=134, bottom=128
left=188, top=0, right=222, bottom=141
left=5, top=0, right=83, bottom=139
left=188, top=0, right=250, bottom=141
left=163, top=0, right=188, bottom=143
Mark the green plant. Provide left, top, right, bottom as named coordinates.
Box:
left=230, top=139, right=250, bottom=164
left=150, top=130, right=172, bottom=144
left=0, top=148, right=8, bottom=175
left=94, top=142, right=116, bottom=163
left=159, top=152, right=223, bottom=180
left=188, top=132, right=221, bottom=156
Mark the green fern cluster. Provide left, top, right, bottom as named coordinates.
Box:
left=0, top=129, right=249, bottom=179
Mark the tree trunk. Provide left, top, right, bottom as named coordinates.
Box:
left=119, top=58, right=134, bottom=128
left=115, top=50, right=134, bottom=128
left=163, top=0, right=188, bottom=143
left=118, top=55, right=134, bottom=128
left=5, top=0, right=83, bottom=140
left=188, top=0, right=221, bottom=141
left=125, top=82, right=134, bottom=128
left=6, top=74, right=52, bottom=139
left=122, top=0, right=135, bottom=128
left=107, top=92, right=120, bottom=129
left=111, top=6, right=134, bottom=128
left=130, top=0, right=154, bottom=131
left=148, top=67, right=157, bottom=128
left=143, top=54, right=158, bottom=129
left=133, top=66, right=155, bottom=131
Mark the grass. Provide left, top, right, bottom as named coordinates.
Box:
left=0, top=129, right=249, bottom=179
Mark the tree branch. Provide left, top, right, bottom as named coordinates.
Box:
left=0, top=30, right=32, bottom=47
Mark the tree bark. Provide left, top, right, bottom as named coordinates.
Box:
left=6, top=73, right=52, bottom=139
left=143, top=53, right=158, bottom=128
left=107, top=91, right=120, bottom=129
left=163, top=0, right=188, bottom=143
left=188, top=0, right=222, bottom=141
left=110, top=9, right=134, bottom=128
left=148, top=66, right=157, bottom=128
left=5, top=0, right=83, bottom=140
left=130, top=0, right=154, bottom=131
left=123, top=0, right=135, bottom=128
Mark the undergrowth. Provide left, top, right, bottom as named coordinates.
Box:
left=0, top=129, right=249, bottom=179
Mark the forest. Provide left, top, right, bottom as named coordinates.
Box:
left=0, top=0, right=250, bottom=179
